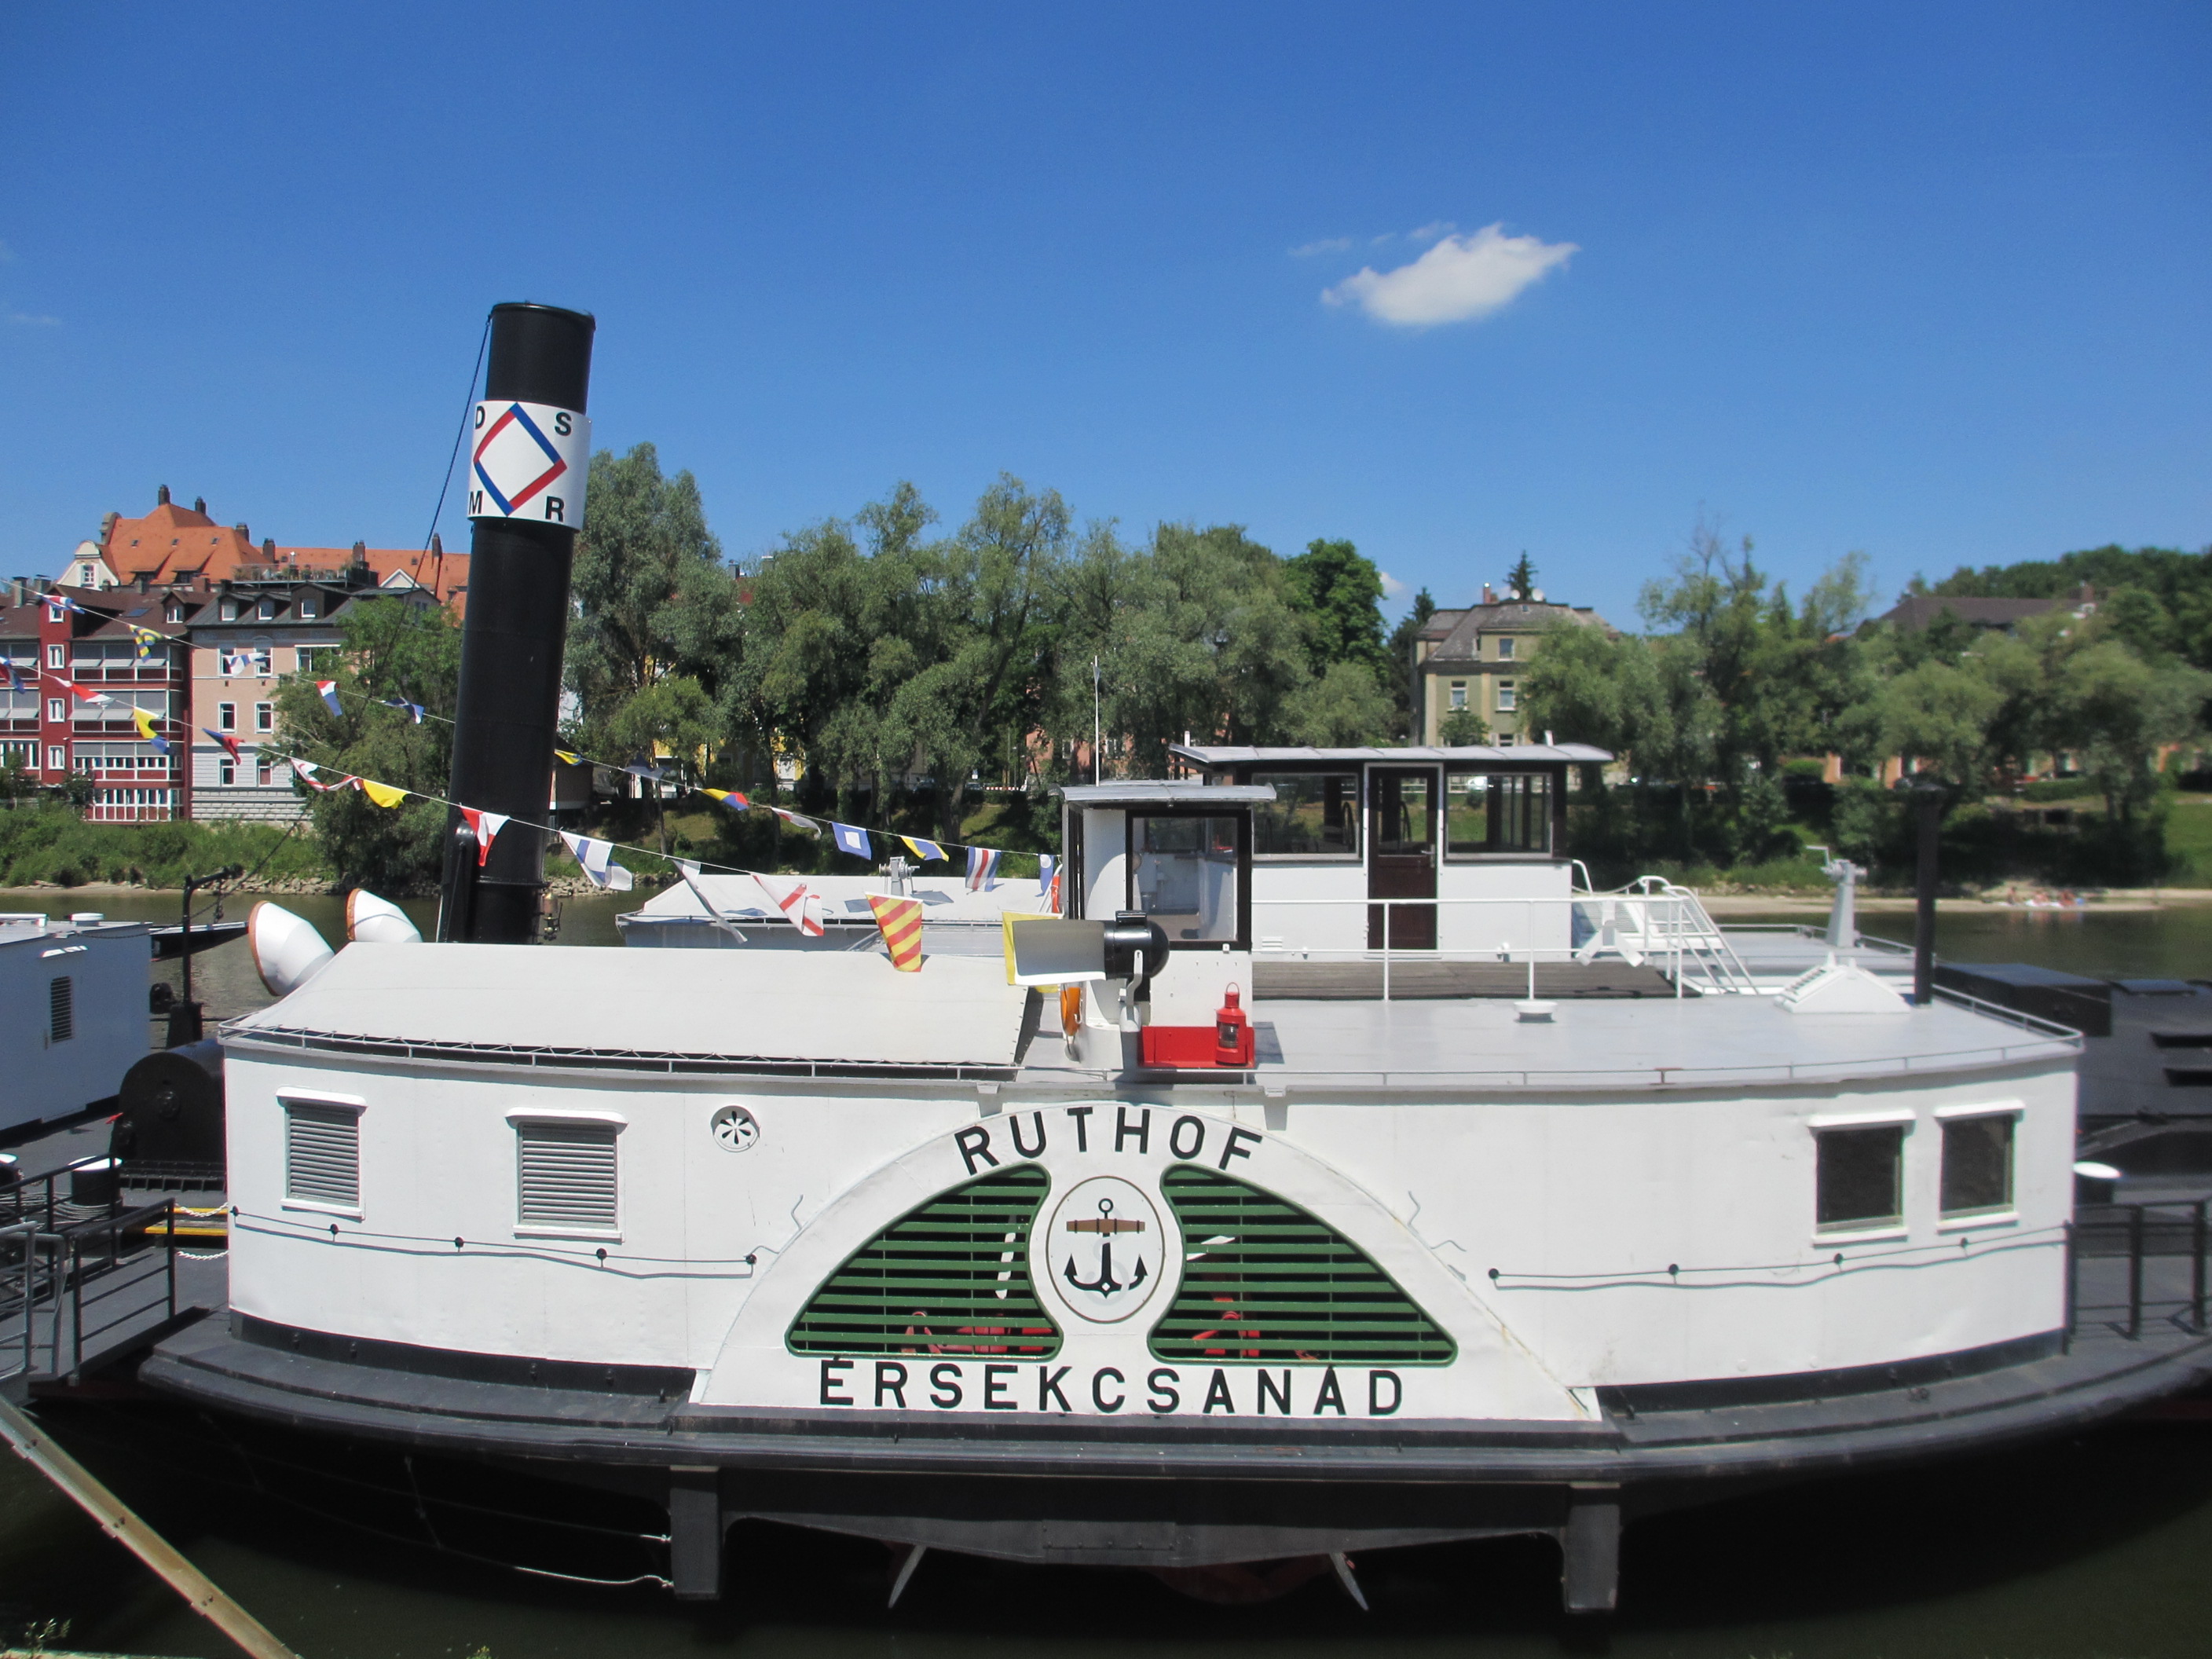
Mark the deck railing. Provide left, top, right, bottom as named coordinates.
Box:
left=2067, top=1199, right=2211, bottom=1345
left=1, top=1167, right=178, bottom=1391
left=1254, top=884, right=1763, bottom=999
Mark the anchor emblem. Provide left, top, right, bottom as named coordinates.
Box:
left=1064, top=1198, right=1149, bottom=1298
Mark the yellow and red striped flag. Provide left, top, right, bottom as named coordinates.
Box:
left=866, top=892, right=925, bottom=972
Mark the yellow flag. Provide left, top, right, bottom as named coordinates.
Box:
left=359, top=778, right=408, bottom=808
left=554, top=749, right=581, bottom=766
left=131, top=708, right=159, bottom=743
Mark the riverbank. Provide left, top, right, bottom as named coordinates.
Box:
left=1701, top=888, right=2212, bottom=914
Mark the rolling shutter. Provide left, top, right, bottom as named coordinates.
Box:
left=517, top=1122, right=619, bottom=1231
left=284, top=1101, right=360, bottom=1207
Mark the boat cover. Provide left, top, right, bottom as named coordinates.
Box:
left=225, top=942, right=1033, bottom=1069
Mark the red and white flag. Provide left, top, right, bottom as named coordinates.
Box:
left=291, top=759, right=349, bottom=793
left=752, top=872, right=824, bottom=937
left=460, top=808, right=510, bottom=867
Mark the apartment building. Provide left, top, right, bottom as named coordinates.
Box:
left=0, top=583, right=195, bottom=821
left=1412, top=588, right=1613, bottom=745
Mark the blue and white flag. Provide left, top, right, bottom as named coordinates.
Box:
left=1038, top=854, right=1056, bottom=895
left=3, top=662, right=24, bottom=695
left=316, top=680, right=342, bottom=718
left=378, top=698, right=426, bottom=723
left=966, top=846, right=1001, bottom=892
left=832, top=822, right=871, bottom=859
left=899, top=836, right=946, bottom=862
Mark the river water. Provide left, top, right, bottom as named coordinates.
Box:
left=5, top=893, right=2211, bottom=1657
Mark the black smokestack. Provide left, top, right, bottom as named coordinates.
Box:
left=440, top=302, right=595, bottom=943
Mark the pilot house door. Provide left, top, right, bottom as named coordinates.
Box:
left=1367, top=768, right=1437, bottom=950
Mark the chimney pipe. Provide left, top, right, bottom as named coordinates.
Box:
left=157, top=485, right=170, bottom=506
left=193, top=496, right=207, bottom=515
left=438, top=301, right=595, bottom=943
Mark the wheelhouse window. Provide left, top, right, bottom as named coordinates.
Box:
left=1251, top=772, right=1358, bottom=859
left=1130, top=814, right=1240, bottom=942
left=1445, top=771, right=1552, bottom=856
left=1941, top=1114, right=2015, bottom=1216
left=1816, top=1124, right=1906, bottom=1231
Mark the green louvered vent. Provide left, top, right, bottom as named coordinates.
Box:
left=1150, top=1165, right=1456, bottom=1366
left=787, top=1165, right=1061, bottom=1358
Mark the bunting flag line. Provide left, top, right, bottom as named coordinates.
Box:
left=359, top=778, right=409, bottom=809
left=559, top=830, right=635, bottom=892
left=966, top=846, right=1001, bottom=892
left=378, top=698, right=427, bottom=723
left=703, top=788, right=749, bottom=812
left=5, top=663, right=26, bottom=695
left=866, top=892, right=925, bottom=972
left=291, top=759, right=343, bottom=792
left=1038, top=854, right=1056, bottom=895
left=131, top=709, right=169, bottom=753
left=900, top=835, right=946, bottom=862
left=832, top=822, right=871, bottom=859
left=459, top=808, right=509, bottom=866
left=769, top=807, right=819, bottom=834
left=204, top=728, right=243, bottom=762
left=554, top=749, right=583, bottom=766
left=317, top=681, right=342, bottom=718
left=752, top=872, right=824, bottom=937
left=65, top=682, right=112, bottom=705
left=128, top=625, right=166, bottom=660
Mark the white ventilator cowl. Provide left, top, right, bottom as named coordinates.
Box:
left=346, top=888, right=423, bottom=945
left=249, top=900, right=337, bottom=997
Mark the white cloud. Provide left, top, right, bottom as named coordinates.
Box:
left=1408, top=220, right=1456, bottom=243
left=1289, top=236, right=1353, bottom=258
left=1323, top=223, right=1577, bottom=327
left=1380, top=569, right=1409, bottom=599
left=7, top=312, right=58, bottom=328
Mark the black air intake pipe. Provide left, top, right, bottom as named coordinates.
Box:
left=1103, top=911, right=1172, bottom=1009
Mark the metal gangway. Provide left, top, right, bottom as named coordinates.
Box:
left=2, top=1163, right=183, bottom=1401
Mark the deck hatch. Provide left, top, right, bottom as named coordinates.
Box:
left=1148, top=1166, right=1456, bottom=1366
left=787, top=1166, right=1062, bottom=1358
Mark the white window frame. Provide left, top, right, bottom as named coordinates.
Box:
left=1935, top=1102, right=2023, bottom=1229
left=1496, top=679, right=1518, bottom=712
left=45, top=644, right=63, bottom=669
left=46, top=699, right=62, bottom=723
left=46, top=745, right=63, bottom=771
left=280, top=1090, right=366, bottom=1217
left=507, top=1109, right=627, bottom=1240
left=1448, top=682, right=1467, bottom=710
left=218, top=702, right=236, bottom=731
left=1497, top=636, right=1516, bottom=661
left=255, top=701, right=273, bottom=732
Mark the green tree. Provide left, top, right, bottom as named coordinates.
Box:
left=1504, top=553, right=1537, bottom=600
left=1384, top=587, right=1437, bottom=739
left=1437, top=708, right=1491, bottom=745
left=1283, top=538, right=1388, bottom=676
left=2045, top=641, right=2212, bottom=823
left=274, top=596, right=460, bottom=892
left=568, top=442, right=741, bottom=762
left=1285, top=661, right=1393, bottom=745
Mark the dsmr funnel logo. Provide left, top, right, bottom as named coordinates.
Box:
left=1047, top=1176, right=1169, bottom=1324
left=468, top=400, right=591, bottom=525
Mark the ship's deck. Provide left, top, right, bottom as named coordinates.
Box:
left=1017, top=989, right=2081, bottom=1095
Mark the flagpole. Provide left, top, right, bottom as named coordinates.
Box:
left=1093, top=655, right=1101, bottom=786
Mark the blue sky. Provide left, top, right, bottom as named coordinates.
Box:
left=2, top=2, right=2206, bottom=630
